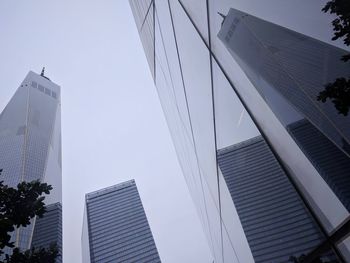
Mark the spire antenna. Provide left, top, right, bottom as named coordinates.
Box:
left=218, top=12, right=226, bottom=20
left=41, top=67, right=45, bottom=77
left=218, top=12, right=227, bottom=26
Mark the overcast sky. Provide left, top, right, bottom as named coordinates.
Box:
left=0, top=1, right=212, bottom=262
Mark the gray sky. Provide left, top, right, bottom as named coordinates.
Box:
left=0, top=1, right=212, bottom=262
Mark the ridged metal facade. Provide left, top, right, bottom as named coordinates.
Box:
left=218, top=136, right=326, bottom=262
left=82, top=180, right=161, bottom=263
left=287, top=119, right=350, bottom=211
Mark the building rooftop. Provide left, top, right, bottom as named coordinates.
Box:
left=85, top=179, right=136, bottom=201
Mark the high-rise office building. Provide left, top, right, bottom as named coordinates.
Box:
left=0, top=70, right=62, bottom=261
left=218, top=8, right=350, bottom=211
left=217, top=136, right=330, bottom=262
left=81, top=180, right=161, bottom=263
left=130, top=1, right=350, bottom=262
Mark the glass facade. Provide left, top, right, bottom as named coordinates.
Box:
left=0, top=71, right=62, bottom=261
left=31, top=202, right=62, bottom=262
left=218, top=8, right=350, bottom=213
left=81, top=180, right=161, bottom=263
left=130, top=1, right=350, bottom=262
left=217, top=136, right=331, bottom=262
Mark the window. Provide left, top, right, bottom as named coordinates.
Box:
left=44, top=87, right=51, bottom=96
left=38, top=85, right=44, bottom=92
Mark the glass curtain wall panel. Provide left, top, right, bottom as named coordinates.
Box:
left=129, top=0, right=155, bottom=79
left=31, top=203, right=62, bottom=263
left=208, top=1, right=350, bottom=236
left=217, top=136, right=331, bottom=262
left=130, top=0, right=350, bottom=262
left=218, top=8, right=350, bottom=213
left=0, top=71, right=62, bottom=261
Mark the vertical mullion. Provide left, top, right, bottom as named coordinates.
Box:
left=205, top=0, right=226, bottom=262
left=176, top=0, right=346, bottom=261
left=166, top=0, right=217, bottom=259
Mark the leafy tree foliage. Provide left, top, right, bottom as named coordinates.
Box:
left=322, top=0, right=350, bottom=60
left=0, top=180, right=58, bottom=262
left=0, top=180, right=52, bottom=252
left=318, top=77, right=350, bottom=116
left=3, top=245, right=58, bottom=263
left=317, top=0, right=350, bottom=116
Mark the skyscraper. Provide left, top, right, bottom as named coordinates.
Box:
left=0, top=70, right=62, bottom=260
left=217, top=136, right=329, bottom=262
left=218, top=8, right=350, bottom=211
left=130, top=1, right=350, bottom=262
left=81, top=180, right=161, bottom=263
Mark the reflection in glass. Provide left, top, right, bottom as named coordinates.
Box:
left=218, top=136, right=329, bottom=262
left=218, top=8, right=350, bottom=211
left=130, top=1, right=350, bottom=262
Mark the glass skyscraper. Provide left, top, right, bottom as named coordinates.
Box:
left=130, top=1, right=350, bottom=262
left=0, top=70, right=62, bottom=261
left=81, top=180, right=161, bottom=263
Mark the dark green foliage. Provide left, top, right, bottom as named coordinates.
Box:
left=322, top=0, right=350, bottom=50
left=0, top=180, right=52, bottom=252
left=317, top=0, right=350, bottom=116
left=341, top=53, right=350, bottom=63
left=317, top=77, right=350, bottom=116
left=0, top=180, right=58, bottom=262
left=3, top=244, right=58, bottom=263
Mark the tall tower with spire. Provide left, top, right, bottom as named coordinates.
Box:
left=0, top=70, right=62, bottom=261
